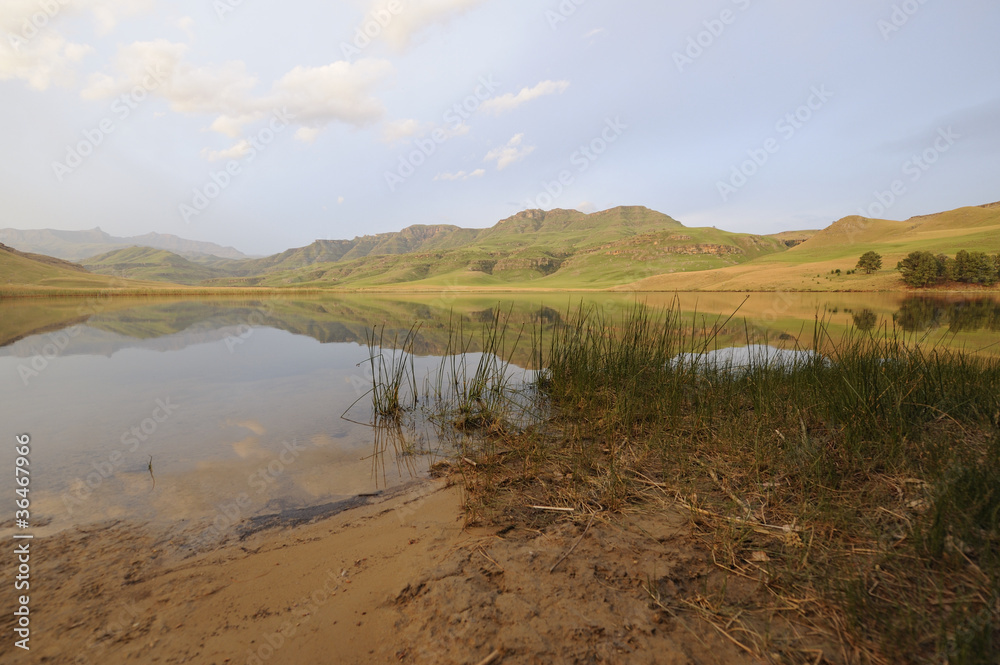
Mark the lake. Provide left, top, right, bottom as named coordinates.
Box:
left=2, top=291, right=998, bottom=543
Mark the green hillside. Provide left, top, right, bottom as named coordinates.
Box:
left=10, top=202, right=997, bottom=294
left=0, top=243, right=233, bottom=296
left=627, top=202, right=1000, bottom=292
left=204, top=206, right=789, bottom=289
left=221, top=224, right=478, bottom=276
left=768, top=204, right=1000, bottom=265
left=30, top=206, right=788, bottom=290
left=81, top=247, right=234, bottom=285
left=0, top=242, right=131, bottom=292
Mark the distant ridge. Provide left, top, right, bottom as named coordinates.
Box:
left=81, top=206, right=789, bottom=288
left=4, top=202, right=998, bottom=294
left=0, top=227, right=249, bottom=261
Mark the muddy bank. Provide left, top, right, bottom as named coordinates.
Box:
left=2, top=479, right=820, bottom=664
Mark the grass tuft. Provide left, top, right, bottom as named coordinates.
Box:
left=446, top=300, right=999, bottom=663
left=363, top=323, right=419, bottom=420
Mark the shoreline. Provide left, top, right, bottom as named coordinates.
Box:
left=3, top=477, right=779, bottom=664
left=5, top=480, right=467, bottom=664
left=3, top=285, right=1000, bottom=299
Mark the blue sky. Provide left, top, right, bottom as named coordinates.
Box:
left=1, top=0, right=998, bottom=255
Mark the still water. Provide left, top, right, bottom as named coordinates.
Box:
left=1, top=292, right=997, bottom=540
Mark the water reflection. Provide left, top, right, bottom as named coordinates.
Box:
left=2, top=292, right=997, bottom=538
left=0, top=322, right=446, bottom=540
left=892, top=297, right=1000, bottom=333
left=671, top=344, right=823, bottom=372
left=852, top=309, right=878, bottom=331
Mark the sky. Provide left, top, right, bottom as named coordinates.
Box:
left=1, top=0, right=998, bottom=256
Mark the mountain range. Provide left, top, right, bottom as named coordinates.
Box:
left=75, top=207, right=794, bottom=288
left=0, top=227, right=250, bottom=261
left=2, top=202, right=998, bottom=294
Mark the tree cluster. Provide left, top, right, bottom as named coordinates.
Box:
left=896, top=250, right=1000, bottom=287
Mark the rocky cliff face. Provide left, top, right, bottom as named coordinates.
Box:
left=602, top=243, right=742, bottom=258
left=493, top=255, right=563, bottom=275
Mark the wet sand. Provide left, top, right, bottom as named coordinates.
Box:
left=3, top=478, right=778, bottom=664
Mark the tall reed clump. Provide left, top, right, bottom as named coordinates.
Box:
left=487, top=301, right=1000, bottom=663
left=363, top=323, right=419, bottom=420
left=431, top=307, right=532, bottom=434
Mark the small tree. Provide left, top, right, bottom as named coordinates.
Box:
left=857, top=251, right=883, bottom=274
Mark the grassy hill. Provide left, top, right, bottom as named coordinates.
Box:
left=0, top=243, right=265, bottom=297
left=202, top=206, right=789, bottom=289
left=81, top=247, right=235, bottom=285
left=7, top=202, right=998, bottom=294
left=768, top=230, right=819, bottom=247
left=43, top=206, right=787, bottom=290
left=622, top=202, right=1000, bottom=292
left=0, top=242, right=139, bottom=292
left=218, top=224, right=481, bottom=276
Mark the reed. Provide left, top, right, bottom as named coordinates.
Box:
left=453, top=300, right=999, bottom=663
left=430, top=307, right=533, bottom=434
left=363, top=323, right=419, bottom=420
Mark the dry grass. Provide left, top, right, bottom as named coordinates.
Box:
left=437, top=303, right=999, bottom=664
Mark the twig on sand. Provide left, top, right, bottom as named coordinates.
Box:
left=474, top=648, right=502, bottom=665
left=529, top=505, right=574, bottom=512
left=676, top=495, right=803, bottom=535
left=550, top=514, right=596, bottom=573
left=694, top=458, right=754, bottom=519
left=477, top=547, right=505, bottom=572
left=680, top=598, right=758, bottom=658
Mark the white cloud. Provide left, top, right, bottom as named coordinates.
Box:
left=0, top=32, right=92, bottom=91
left=174, top=16, right=195, bottom=40
left=200, top=140, right=251, bottom=162
left=440, top=122, right=471, bottom=139
left=376, top=0, right=488, bottom=48
left=480, top=80, right=570, bottom=115
left=80, top=40, right=394, bottom=150
left=0, top=0, right=150, bottom=90
left=210, top=113, right=264, bottom=139
left=381, top=118, right=432, bottom=144
left=484, top=134, right=534, bottom=170
left=434, top=169, right=485, bottom=181
left=269, top=60, right=392, bottom=127
left=338, top=196, right=345, bottom=204
left=86, top=0, right=151, bottom=35
left=295, top=127, right=323, bottom=143
left=381, top=117, right=470, bottom=146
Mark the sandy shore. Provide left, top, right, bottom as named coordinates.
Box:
left=3, top=478, right=789, bottom=664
